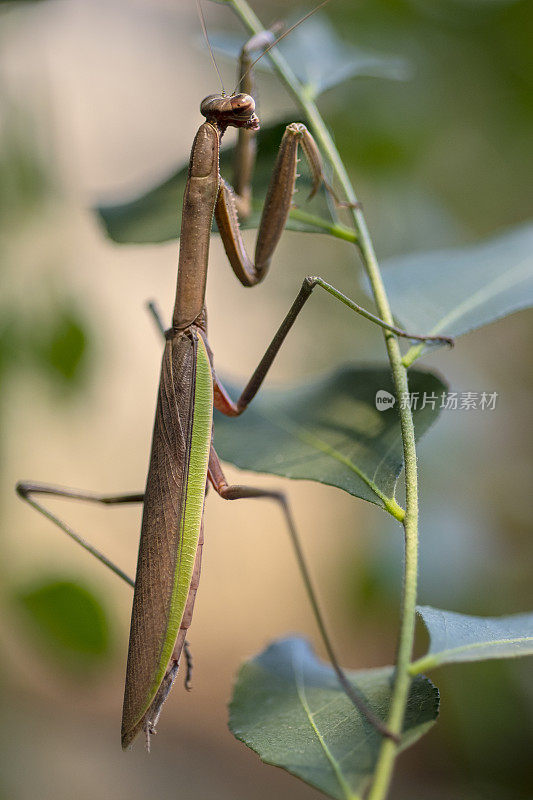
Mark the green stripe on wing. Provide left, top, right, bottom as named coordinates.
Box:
left=146, top=333, right=213, bottom=710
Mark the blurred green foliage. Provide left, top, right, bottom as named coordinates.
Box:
left=14, top=578, right=111, bottom=673
left=0, top=85, right=101, bottom=684
left=0, top=112, right=50, bottom=224
left=0, top=301, right=90, bottom=395
left=324, top=0, right=533, bottom=237
left=32, top=305, right=89, bottom=388
left=0, top=100, right=92, bottom=395
left=435, top=660, right=532, bottom=798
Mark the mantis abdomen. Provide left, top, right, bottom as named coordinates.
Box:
left=121, top=329, right=213, bottom=748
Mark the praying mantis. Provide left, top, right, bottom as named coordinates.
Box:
left=16, top=0, right=453, bottom=751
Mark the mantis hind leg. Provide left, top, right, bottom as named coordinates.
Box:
left=16, top=481, right=143, bottom=586
left=15, top=481, right=194, bottom=693
left=207, top=446, right=398, bottom=741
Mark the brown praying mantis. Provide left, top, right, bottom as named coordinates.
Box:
left=16, top=0, right=453, bottom=751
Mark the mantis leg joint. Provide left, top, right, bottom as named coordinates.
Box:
left=15, top=481, right=30, bottom=499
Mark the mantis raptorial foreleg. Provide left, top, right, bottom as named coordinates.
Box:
left=210, top=40, right=453, bottom=347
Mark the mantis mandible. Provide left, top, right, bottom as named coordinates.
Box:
left=16, top=0, right=453, bottom=751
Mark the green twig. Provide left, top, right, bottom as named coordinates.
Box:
left=221, top=2, right=421, bottom=797
left=288, top=208, right=358, bottom=242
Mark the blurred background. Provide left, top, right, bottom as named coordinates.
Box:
left=1, top=0, right=532, bottom=798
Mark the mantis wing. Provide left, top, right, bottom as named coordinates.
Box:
left=121, top=329, right=213, bottom=748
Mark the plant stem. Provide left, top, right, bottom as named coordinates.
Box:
left=288, top=208, right=358, bottom=242
left=222, top=2, right=420, bottom=797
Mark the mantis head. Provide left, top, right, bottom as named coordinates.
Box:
left=200, top=93, right=260, bottom=132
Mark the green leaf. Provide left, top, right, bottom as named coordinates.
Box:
left=210, top=17, right=409, bottom=99
left=33, top=306, right=88, bottom=389
left=229, top=637, right=439, bottom=800
left=214, top=366, right=446, bottom=518
left=410, top=606, right=533, bottom=674
left=14, top=578, right=110, bottom=671
left=382, top=223, right=533, bottom=366
left=97, top=120, right=338, bottom=244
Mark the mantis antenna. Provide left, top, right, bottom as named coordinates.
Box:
left=196, top=0, right=226, bottom=95
left=232, top=0, right=333, bottom=95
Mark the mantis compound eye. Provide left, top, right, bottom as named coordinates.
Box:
left=228, top=93, right=259, bottom=130
left=230, top=92, right=255, bottom=116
